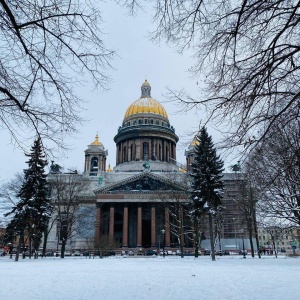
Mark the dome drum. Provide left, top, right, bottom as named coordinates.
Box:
left=114, top=80, right=178, bottom=168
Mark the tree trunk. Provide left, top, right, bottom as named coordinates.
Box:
left=272, top=236, right=277, bottom=258
left=29, top=236, right=32, bottom=259
left=209, top=213, right=216, bottom=261
left=42, top=229, right=49, bottom=257
left=194, top=228, right=199, bottom=258
left=15, top=231, right=24, bottom=262
left=180, top=211, right=184, bottom=259
left=251, top=189, right=261, bottom=258
left=61, top=239, right=66, bottom=258
left=248, top=226, right=254, bottom=258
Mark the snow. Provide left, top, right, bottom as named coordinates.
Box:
left=1, top=255, right=299, bottom=300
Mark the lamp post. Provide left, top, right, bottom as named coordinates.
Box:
left=161, top=229, right=165, bottom=258
left=232, top=218, right=238, bottom=253
left=241, top=229, right=246, bottom=259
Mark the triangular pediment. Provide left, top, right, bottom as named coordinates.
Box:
left=94, top=172, right=186, bottom=194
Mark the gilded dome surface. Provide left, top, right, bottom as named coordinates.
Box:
left=124, top=80, right=169, bottom=119
left=124, top=98, right=168, bottom=119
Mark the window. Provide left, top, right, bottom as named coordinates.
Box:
left=150, top=119, right=153, bottom=124
left=133, top=120, right=137, bottom=125
left=90, top=157, right=98, bottom=172
left=145, top=119, right=148, bottom=124
left=139, top=120, right=143, bottom=124
left=156, top=120, right=159, bottom=125
left=127, top=122, right=130, bottom=126
left=143, top=142, right=149, bottom=160
left=162, top=121, right=164, bottom=126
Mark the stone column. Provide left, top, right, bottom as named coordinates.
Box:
left=165, top=206, right=171, bottom=247
left=94, top=205, right=101, bottom=246
left=137, top=206, right=142, bottom=247
left=173, top=143, right=176, bottom=160
left=123, top=206, right=129, bottom=248
left=149, top=139, right=152, bottom=160
left=151, top=207, right=156, bottom=247
left=84, top=155, right=89, bottom=172
left=116, top=145, right=119, bottom=165
left=109, top=206, right=115, bottom=246
left=140, top=139, right=143, bottom=160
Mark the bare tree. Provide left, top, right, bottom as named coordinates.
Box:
left=122, top=0, right=300, bottom=151
left=0, top=173, right=24, bottom=217
left=157, top=172, right=191, bottom=258
left=246, top=119, right=300, bottom=226
left=0, top=0, right=114, bottom=149
left=48, top=171, right=92, bottom=258
left=228, top=167, right=259, bottom=258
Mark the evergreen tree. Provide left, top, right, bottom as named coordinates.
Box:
left=189, top=127, right=224, bottom=261
left=4, top=138, right=51, bottom=260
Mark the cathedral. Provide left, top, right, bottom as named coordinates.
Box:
left=47, top=80, right=247, bottom=253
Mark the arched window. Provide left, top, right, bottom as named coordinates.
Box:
left=156, top=120, right=159, bottom=125
left=90, top=157, right=98, bottom=171
left=143, top=142, right=149, bottom=160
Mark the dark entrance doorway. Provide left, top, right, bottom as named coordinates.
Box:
left=142, top=220, right=151, bottom=248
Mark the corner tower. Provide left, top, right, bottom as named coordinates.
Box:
left=84, top=134, right=108, bottom=176
left=114, top=80, right=179, bottom=171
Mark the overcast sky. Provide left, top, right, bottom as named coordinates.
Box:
left=0, top=2, right=236, bottom=183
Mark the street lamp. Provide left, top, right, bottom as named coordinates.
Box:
left=161, top=229, right=165, bottom=258
left=241, top=229, right=246, bottom=259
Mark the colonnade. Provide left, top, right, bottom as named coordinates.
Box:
left=94, top=204, right=171, bottom=248
left=116, top=138, right=176, bottom=165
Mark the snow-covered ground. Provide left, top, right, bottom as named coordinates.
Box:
left=1, top=255, right=298, bottom=300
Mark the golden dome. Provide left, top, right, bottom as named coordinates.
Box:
left=106, top=164, right=113, bottom=172
left=90, top=134, right=103, bottom=146
left=124, top=98, right=168, bottom=119
left=142, top=79, right=150, bottom=87
left=124, top=80, right=169, bottom=119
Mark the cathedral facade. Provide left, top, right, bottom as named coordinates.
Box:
left=47, top=80, right=248, bottom=253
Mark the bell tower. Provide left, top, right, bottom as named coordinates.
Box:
left=84, top=134, right=108, bottom=176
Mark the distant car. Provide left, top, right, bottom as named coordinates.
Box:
left=204, top=250, right=211, bottom=256
left=64, top=251, right=72, bottom=256
left=183, top=252, right=194, bottom=256
left=73, top=251, right=81, bottom=256
left=167, top=250, right=174, bottom=255
left=144, top=250, right=157, bottom=256
left=82, top=251, right=89, bottom=256
left=46, top=251, right=54, bottom=257
left=103, top=250, right=116, bottom=257
left=127, top=250, right=135, bottom=256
